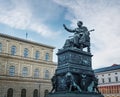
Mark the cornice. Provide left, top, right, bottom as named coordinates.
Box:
left=0, top=53, right=57, bottom=66
left=0, top=33, right=55, bottom=49
left=0, top=75, right=51, bottom=83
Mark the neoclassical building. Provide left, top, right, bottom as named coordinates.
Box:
left=94, top=64, right=120, bottom=97
left=0, top=33, right=57, bottom=97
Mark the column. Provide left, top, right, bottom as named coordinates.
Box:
left=30, top=64, right=33, bottom=77
left=31, top=46, right=34, bottom=58
left=105, top=86, right=106, bottom=94
left=18, top=62, right=21, bottom=76
left=106, top=86, right=108, bottom=94
left=6, top=40, right=9, bottom=54
left=108, top=86, right=109, bottom=94
left=4, top=61, right=7, bottom=75
left=19, top=43, right=22, bottom=56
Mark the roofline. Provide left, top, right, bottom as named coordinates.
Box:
left=0, top=33, right=55, bottom=49
left=94, top=64, right=120, bottom=73
left=94, top=69, right=120, bottom=74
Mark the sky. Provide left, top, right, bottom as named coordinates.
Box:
left=0, top=0, right=120, bottom=69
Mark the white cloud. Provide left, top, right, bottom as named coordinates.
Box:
left=0, top=7, right=31, bottom=29
left=54, top=0, right=120, bottom=69
left=29, top=23, right=60, bottom=38
left=0, top=0, right=60, bottom=38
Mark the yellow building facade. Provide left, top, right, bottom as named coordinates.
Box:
left=0, top=33, right=57, bottom=97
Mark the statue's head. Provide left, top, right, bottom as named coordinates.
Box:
left=65, top=72, right=72, bottom=77
left=77, top=21, right=83, bottom=27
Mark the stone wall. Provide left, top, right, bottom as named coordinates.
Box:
left=0, top=33, right=57, bottom=97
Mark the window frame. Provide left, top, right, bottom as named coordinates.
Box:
left=44, top=70, right=50, bottom=79
left=7, top=88, right=13, bottom=97
left=34, top=69, right=39, bottom=78
left=9, top=66, right=15, bottom=76
left=11, top=45, right=16, bottom=55
left=35, top=51, right=40, bottom=60
left=21, top=89, right=26, bottom=97
left=108, top=77, right=111, bottom=83
left=45, top=53, right=49, bottom=61
left=102, top=78, right=104, bottom=83
left=0, top=43, right=2, bottom=52
left=115, top=76, right=118, bottom=82
left=24, top=48, right=29, bottom=57
left=33, top=89, right=38, bottom=97
left=44, top=90, right=49, bottom=97
left=22, top=67, right=28, bottom=77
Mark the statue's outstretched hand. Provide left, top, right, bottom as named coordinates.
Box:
left=63, top=24, right=66, bottom=29
left=89, top=29, right=95, bottom=32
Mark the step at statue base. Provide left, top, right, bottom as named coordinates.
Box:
left=46, top=92, right=104, bottom=97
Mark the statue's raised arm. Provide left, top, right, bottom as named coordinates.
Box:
left=63, top=24, right=75, bottom=33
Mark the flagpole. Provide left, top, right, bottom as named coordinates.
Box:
left=26, top=33, right=28, bottom=39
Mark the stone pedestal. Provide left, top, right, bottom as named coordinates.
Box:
left=48, top=48, right=104, bottom=97
left=53, top=48, right=95, bottom=92
left=46, top=92, right=104, bottom=97
left=56, top=48, right=93, bottom=75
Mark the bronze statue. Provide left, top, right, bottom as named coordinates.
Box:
left=50, top=75, right=57, bottom=93
left=47, top=21, right=104, bottom=97
left=93, top=77, right=100, bottom=93
left=63, top=21, right=94, bottom=52
left=65, top=72, right=81, bottom=92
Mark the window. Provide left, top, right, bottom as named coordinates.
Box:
left=102, top=78, right=104, bottom=83
left=45, top=53, right=49, bottom=61
left=24, top=48, right=29, bottom=57
left=115, top=76, right=118, bottom=82
left=33, top=89, right=38, bottom=97
left=35, top=51, right=40, bottom=60
left=45, top=70, right=50, bottom=79
left=22, top=67, right=28, bottom=77
left=108, top=77, right=111, bottom=82
left=11, top=45, right=16, bottom=55
left=0, top=43, right=2, bottom=52
left=21, top=89, right=26, bottom=97
left=34, top=69, right=39, bottom=78
left=0, top=63, right=2, bottom=74
left=44, top=90, right=49, bottom=97
left=97, top=78, right=100, bottom=84
left=7, top=88, right=13, bottom=97
left=9, top=66, right=15, bottom=76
